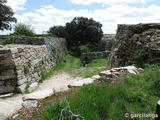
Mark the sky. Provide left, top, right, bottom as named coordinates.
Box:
left=1, top=0, right=160, bottom=34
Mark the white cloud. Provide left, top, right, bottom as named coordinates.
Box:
left=2, top=1, right=160, bottom=34
left=7, top=0, right=27, bottom=11
left=70, top=0, right=149, bottom=5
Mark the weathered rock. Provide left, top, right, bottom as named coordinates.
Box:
left=68, top=78, right=94, bottom=88
left=91, top=75, right=101, bottom=80
left=22, top=89, right=54, bottom=108
left=28, top=82, right=38, bottom=93
left=108, top=23, right=160, bottom=69
left=22, top=100, right=38, bottom=108
left=17, top=84, right=27, bottom=93
left=23, top=89, right=54, bottom=101
left=100, top=65, right=143, bottom=79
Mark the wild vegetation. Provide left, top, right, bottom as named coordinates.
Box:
left=35, top=64, right=160, bottom=120
left=14, top=23, right=36, bottom=37
left=0, top=1, right=159, bottom=120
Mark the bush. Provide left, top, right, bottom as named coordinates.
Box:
left=14, top=23, right=36, bottom=37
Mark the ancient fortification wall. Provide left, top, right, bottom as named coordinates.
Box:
left=0, top=37, right=67, bottom=94
left=107, top=23, right=160, bottom=69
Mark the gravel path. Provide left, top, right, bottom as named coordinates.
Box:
left=0, top=72, right=82, bottom=120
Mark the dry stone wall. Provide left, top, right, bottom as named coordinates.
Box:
left=107, top=23, right=160, bottom=69
left=0, top=37, right=67, bottom=94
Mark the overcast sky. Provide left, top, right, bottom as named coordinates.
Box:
left=1, top=0, right=160, bottom=34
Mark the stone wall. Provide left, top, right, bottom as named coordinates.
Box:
left=14, top=37, right=68, bottom=61
left=0, top=49, right=17, bottom=94
left=81, top=51, right=110, bottom=65
left=107, top=23, right=160, bottom=69
left=0, top=37, right=67, bottom=94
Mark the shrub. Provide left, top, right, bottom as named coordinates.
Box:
left=14, top=23, right=36, bottom=37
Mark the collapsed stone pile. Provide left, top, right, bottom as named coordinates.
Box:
left=100, top=65, right=143, bottom=79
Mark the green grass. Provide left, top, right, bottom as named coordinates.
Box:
left=36, top=64, right=160, bottom=120
left=39, top=55, right=108, bottom=83
left=24, top=82, right=32, bottom=94
left=0, top=39, right=3, bottom=45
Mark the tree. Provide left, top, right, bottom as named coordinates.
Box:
left=48, top=25, right=66, bottom=38
left=48, top=17, right=103, bottom=56
left=65, top=17, right=103, bottom=55
left=14, top=23, right=36, bottom=37
left=0, top=0, right=17, bottom=30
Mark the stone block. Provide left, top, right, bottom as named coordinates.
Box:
left=17, top=84, right=27, bottom=93
left=28, top=82, right=38, bottom=93
left=0, top=85, right=15, bottom=94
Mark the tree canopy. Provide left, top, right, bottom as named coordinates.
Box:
left=0, top=0, right=17, bottom=30
left=48, top=25, right=66, bottom=38
left=48, top=17, right=103, bottom=56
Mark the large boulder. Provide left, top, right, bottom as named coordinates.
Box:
left=107, top=23, right=160, bottom=69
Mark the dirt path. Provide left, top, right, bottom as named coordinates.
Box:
left=36, top=72, right=81, bottom=92
left=0, top=72, right=82, bottom=120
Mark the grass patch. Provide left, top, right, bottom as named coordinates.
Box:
left=38, top=54, right=107, bottom=82
left=36, top=64, right=159, bottom=120
left=74, top=58, right=107, bottom=78
left=24, top=82, right=32, bottom=94
left=24, top=65, right=29, bottom=74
